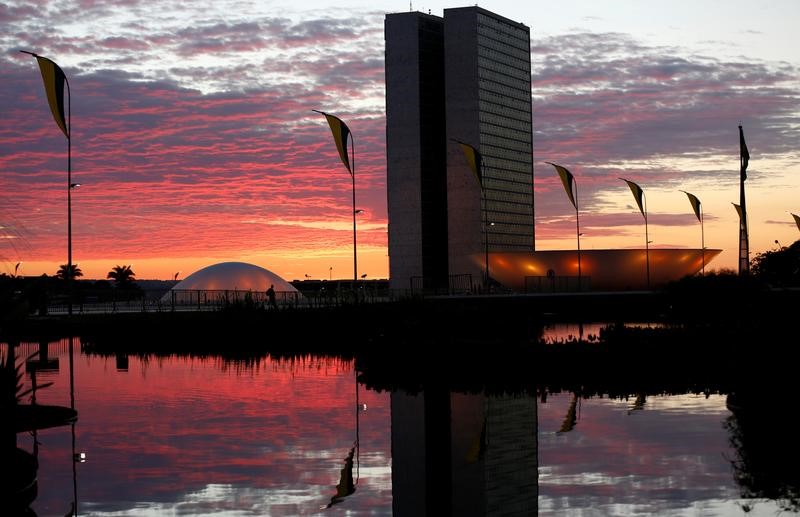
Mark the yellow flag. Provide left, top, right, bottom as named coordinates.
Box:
left=547, top=162, right=577, bottom=209
left=681, top=191, right=702, bottom=222
left=456, top=141, right=482, bottom=186
left=314, top=110, right=351, bottom=175
left=621, top=178, right=645, bottom=217
left=23, top=52, right=69, bottom=138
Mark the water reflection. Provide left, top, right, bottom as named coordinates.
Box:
left=12, top=342, right=392, bottom=516
left=3, top=339, right=78, bottom=516
left=726, top=392, right=800, bottom=513
left=4, top=336, right=800, bottom=516
left=392, top=390, right=538, bottom=516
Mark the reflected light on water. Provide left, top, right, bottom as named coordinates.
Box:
left=4, top=338, right=797, bottom=516
left=10, top=341, right=392, bottom=516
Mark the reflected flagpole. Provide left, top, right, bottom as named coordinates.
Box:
left=547, top=163, right=582, bottom=290
left=621, top=178, right=649, bottom=289
left=681, top=190, right=704, bottom=275
left=313, top=110, right=357, bottom=284
left=22, top=50, right=73, bottom=314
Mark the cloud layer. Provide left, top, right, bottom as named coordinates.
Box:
left=1, top=2, right=798, bottom=277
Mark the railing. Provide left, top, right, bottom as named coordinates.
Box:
left=524, top=275, right=591, bottom=293
left=34, top=275, right=592, bottom=315
left=407, top=274, right=475, bottom=296
left=43, top=287, right=399, bottom=314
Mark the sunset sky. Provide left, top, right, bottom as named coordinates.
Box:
left=2, top=0, right=798, bottom=281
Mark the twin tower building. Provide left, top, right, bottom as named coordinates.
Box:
left=385, top=7, right=534, bottom=291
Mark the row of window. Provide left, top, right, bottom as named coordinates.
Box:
left=479, top=99, right=531, bottom=124
left=478, top=78, right=531, bottom=105
left=477, top=45, right=530, bottom=78
left=477, top=14, right=529, bottom=46
left=489, top=218, right=533, bottom=230
left=487, top=234, right=535, bottom=249
left=482, top=178, right=533, bottom=196
left=476, top=32, right=531, bottom=64
left=486, top=210, right=534, bottom=223
left=478, top=15, right=528, bottom=37
left=486, top=185, right=532, bottom=205
left=481, top=144, right=531, bottom=165
left=484, top=187, right=532, bottom=205
left=487, top=225, right=535, bottom=238
left=483, top=154, right=533, bottom=172
left=479, top=87, right=532, bottom=114
left=478, top=68, right=530, bottom=97
left=486, top=190, right=531, bottom=209
left=481, top=134, right=532, bottom=156
left=480, top=121, right=532, bottom=142
left=483, top=166, right=533, bottom=184
left=479, top=111, right=531, bottom=134
left=480, top=124, right=533, bottom=148
left=481, top=160, right=532, bottom=177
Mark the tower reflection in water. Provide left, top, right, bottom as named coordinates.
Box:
left=391, top=389, right=538, bottom=516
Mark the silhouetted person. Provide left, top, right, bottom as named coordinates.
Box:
left=266, top=284, right=277, bottom=310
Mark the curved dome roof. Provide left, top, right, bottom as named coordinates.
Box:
left=171, top=262, right=298, bottom=292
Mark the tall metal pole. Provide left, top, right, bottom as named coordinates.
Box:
left=67, top=78, right=73, bottom=316
left=351, top=135, right=357, bottom=284
left=700, top=204, right=705, bottom=276
left=738, top=124, right=750, bottom=274
left=644, top=193, right=650, bottom=289
left=483, top=190, right=489, bottom=290
left=575, top=180, right=582, bottom=290
left=482, top=164, right=489, bottom=290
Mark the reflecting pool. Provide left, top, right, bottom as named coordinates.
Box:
left=5, top=338, right=797, bottom=516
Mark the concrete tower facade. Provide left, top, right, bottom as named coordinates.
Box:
left=386, top=7, right=533, bottom=290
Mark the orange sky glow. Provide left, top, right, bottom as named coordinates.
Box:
left=1, top=1, right=798, bottom=281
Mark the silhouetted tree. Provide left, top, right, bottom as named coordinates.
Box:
left=751, top=240, right=800, bottom=287
left=107, top=265, right=135, bottom=287
left=55, top=264, right=82, bottom=280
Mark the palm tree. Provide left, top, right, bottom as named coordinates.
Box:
left=107, top=265, right=135, bottom=287
left=55, top=264, right=82, bottom=280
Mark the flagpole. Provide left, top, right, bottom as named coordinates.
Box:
left=350, top=134, right=357, bottom=285
left=22, top=51, right=74, bottom=314
left=67, top=76, right=73, bottom=316
left=312, top=110, right=357, bottom=286
left=644, top=192, right=650, bottom=289
left=700, top=203, right=705, bottom=276
left=738, top=124, right=750, bottom=275
left=574, top=180, right=582, bottom=291
left=620, top=178, right=649, bottom=288
left=454, top=140, right=487, bottom=291
left=482, top=164, right=489, bottom=291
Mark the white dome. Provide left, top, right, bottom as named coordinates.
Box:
left=170, top=262, right=298, bottom=292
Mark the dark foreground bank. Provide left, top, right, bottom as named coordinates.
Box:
left=2, top=288, right=798, bottom=397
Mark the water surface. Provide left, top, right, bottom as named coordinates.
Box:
left=6, top=338, right=795, bottom=516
